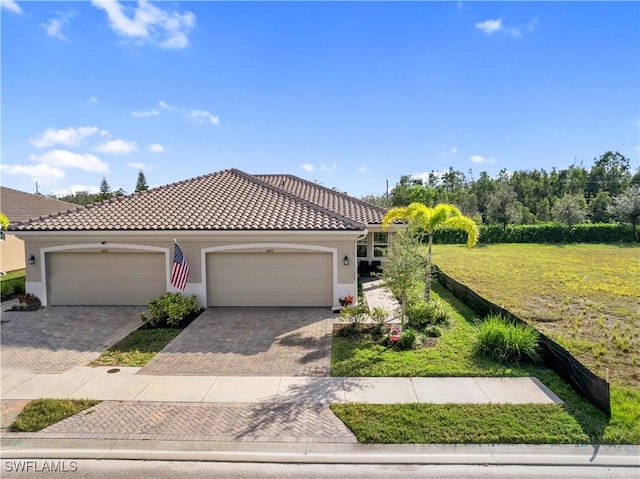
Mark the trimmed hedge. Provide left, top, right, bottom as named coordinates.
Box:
left=434, top=223, right=637, bottom=244
left=0, top=273, right=26, bottom=296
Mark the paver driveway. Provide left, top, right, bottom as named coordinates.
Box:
left=0, top=306, right=143, bottom=373
left=139, top=307, right=335, bottom=376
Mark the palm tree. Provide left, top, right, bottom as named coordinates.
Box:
left=382, top=202, right=480, bottom=301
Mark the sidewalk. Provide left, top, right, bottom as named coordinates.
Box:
left=2, top=366, right=562, bottom=405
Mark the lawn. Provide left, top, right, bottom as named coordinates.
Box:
left=431, top=243, right=640, bottom=388
left=331, top=284, right=640, bottom=444
left=90, top=328, right=182, bottom=367
left=11, top=399, right=99, bottom=432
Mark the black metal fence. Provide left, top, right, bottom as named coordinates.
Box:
left=433, top=265, right=611, bottom=417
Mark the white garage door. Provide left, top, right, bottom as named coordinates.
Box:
left=207, top=252, right=333, bottom=307
left=47, top=252, right=166, bottom=305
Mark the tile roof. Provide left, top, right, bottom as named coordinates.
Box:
left=255, top=174, right=387, bottom=225
left=10, top=169, right=371, bottom=232
left=1, top=186, right=76, bottom=224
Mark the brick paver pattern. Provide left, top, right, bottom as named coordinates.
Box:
left=0, top=306, right=143, bottom=373
left=140, top=307, right=334, bottom=376
left=29, top=401, right=356, bottom=443
left=1, top=400, right=30, bottom=432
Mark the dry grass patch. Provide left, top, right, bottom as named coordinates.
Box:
left=432, top=243, right=640, bottom=387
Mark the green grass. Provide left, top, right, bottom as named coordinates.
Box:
left=90, top=328, right=182, bottom=367
left=10, top=399, right=99, bottom=432
left=331, top=283, right=640, bottom=444
left=432, top=243, right=640, bottom=387
left=0, top=268, right=26, bottom=296
left=331, top=403, right=589, bottom=444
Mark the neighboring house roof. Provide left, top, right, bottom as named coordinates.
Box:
left=256, top=174, right=387, bottom=225
left=10, top=169, right=373, bottom=232
left=0, top=186, right=76, bottom=224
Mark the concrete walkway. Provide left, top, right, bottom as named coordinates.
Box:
left=1, top=366, right=562, bottom=405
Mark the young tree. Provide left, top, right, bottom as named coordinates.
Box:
left=611, top=185, right=640, bottom=231
left=551, top=193, right=587, bottom=227
left=486, top=185, right=521, bottom=229
left=382, top=203, right=479, bottom=301
left=381, top=227, right=424, bottom=327
left=97, top=177, right=113, bottom=201
left=135, top=171, right=149, bottom=192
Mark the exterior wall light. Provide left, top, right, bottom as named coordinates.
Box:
left=343, top=255, right=349, bottom=266
left=28, top=254, right=36, bottom=265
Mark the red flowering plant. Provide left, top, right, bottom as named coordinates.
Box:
left=339, top=295, right=354, bottom=307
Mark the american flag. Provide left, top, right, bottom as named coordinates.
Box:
left=170, top=242, right=189, bottom=291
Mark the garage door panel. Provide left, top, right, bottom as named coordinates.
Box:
left=207, top=252, right=332, bottom=307
left=47, top=252, right=165, bottom=305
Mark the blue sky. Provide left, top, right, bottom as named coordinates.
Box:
left=1, top=1, right=638, bottom=198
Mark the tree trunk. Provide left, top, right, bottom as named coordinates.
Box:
left=425, top=233, right=433, bottom=302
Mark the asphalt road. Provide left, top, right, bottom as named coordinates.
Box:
left=1, top=460, right=638, bottom=479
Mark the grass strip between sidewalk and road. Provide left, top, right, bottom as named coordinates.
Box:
left=331, top=403, right=588, bottom=444
left=10, top=399, right=99, bottom=432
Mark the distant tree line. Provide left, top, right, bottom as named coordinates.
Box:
left=362, top=151, right=640, bottom=230
left=49, top=171, right=149, bottom=205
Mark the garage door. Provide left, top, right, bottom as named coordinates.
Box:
left=47, top=252, right=166, bottom=305
left=207, top=252, right=332, bottom=307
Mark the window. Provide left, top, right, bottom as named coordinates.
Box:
left=373, top=232, right=388, bottom=257
left=357, top=237, right=368, bottom=258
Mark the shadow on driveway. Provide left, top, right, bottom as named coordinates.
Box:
left=139, top=307, right=336, bottom=376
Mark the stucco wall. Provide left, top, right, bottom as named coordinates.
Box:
left=0, top=235, right=25, bottom=272
left=16, top=230, right=364, bottom=307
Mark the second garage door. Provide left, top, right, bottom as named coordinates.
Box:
left=207, top=252, right=332, bottom=307
left=47, top=252, right=166, bottom=305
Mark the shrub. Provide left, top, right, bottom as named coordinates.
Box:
left=406, top=298, right=451, bottom=331
left=368, top=306, right=389, bottom=335
left=475, top=314, right=541, bottom=365
left=10, top=293, right=42, bottom=311
left=424, top=325, right=443, bottom=338
left=397, top=329, right=417, bottom=350
left=0, top=273, right=26, bottom=296
left=145, top=292, right=200, bottom=327
left=340, top=304, right=369, bottom=327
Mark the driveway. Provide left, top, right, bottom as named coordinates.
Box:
left=139, top=307, right=335, bottom=376
left=0, top=306, right=143, bottom=373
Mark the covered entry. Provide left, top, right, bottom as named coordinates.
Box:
left=46, top=251, right=166, bottom=305
left=206, top=252, right=333, bottom=307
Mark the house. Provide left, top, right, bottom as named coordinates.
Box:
left=0, top=186, right=75, bottom=273
left=10, top=169, right=389, bottom=308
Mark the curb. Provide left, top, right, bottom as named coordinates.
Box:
left=2, top=439, right=639, bottom=467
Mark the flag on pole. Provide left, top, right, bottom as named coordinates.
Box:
left=171, top=242, right=189, bottom=291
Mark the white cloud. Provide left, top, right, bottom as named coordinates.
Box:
left=88, top=96, right=98, bottom=104
left=158, top=100, right=174, bottom=111
left=132, top=108, right=159, bottom=118
left=470, top=154, right=495, bottom=164
left=40, top=11, right=75, bottom=41
left=51, top=184, right=100, bottom=196
left=0, top=163, right=65, bottom=184
left=301, top=163, right=315, bottom=172
left=91, top=0, right=196, bottom=49
left=190, top=110, right=220, bottom=125
left=476, top=17, right=538, bottom=38
left=1, top=0, right=22, bottom=14
left=30, top=150, right=109, bottom=172
left=320, top=163, right=337, bottom=172
left=95, top=139, right=137, bottom=154
left=357, top=166, right=368, bottom=174
left=148, top=143, right=164, bottom=153
left=126, top=162, right=155, bottom=170
left=475, top=18, right=502, bottom=34
left=31, top=126, right=99, bottom=148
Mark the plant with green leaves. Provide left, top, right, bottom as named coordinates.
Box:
left=144, top=292, right=200, bottom=327
left=475, top=314, right=541, bottom=365
left=382, top=203, right=479, bottom=301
